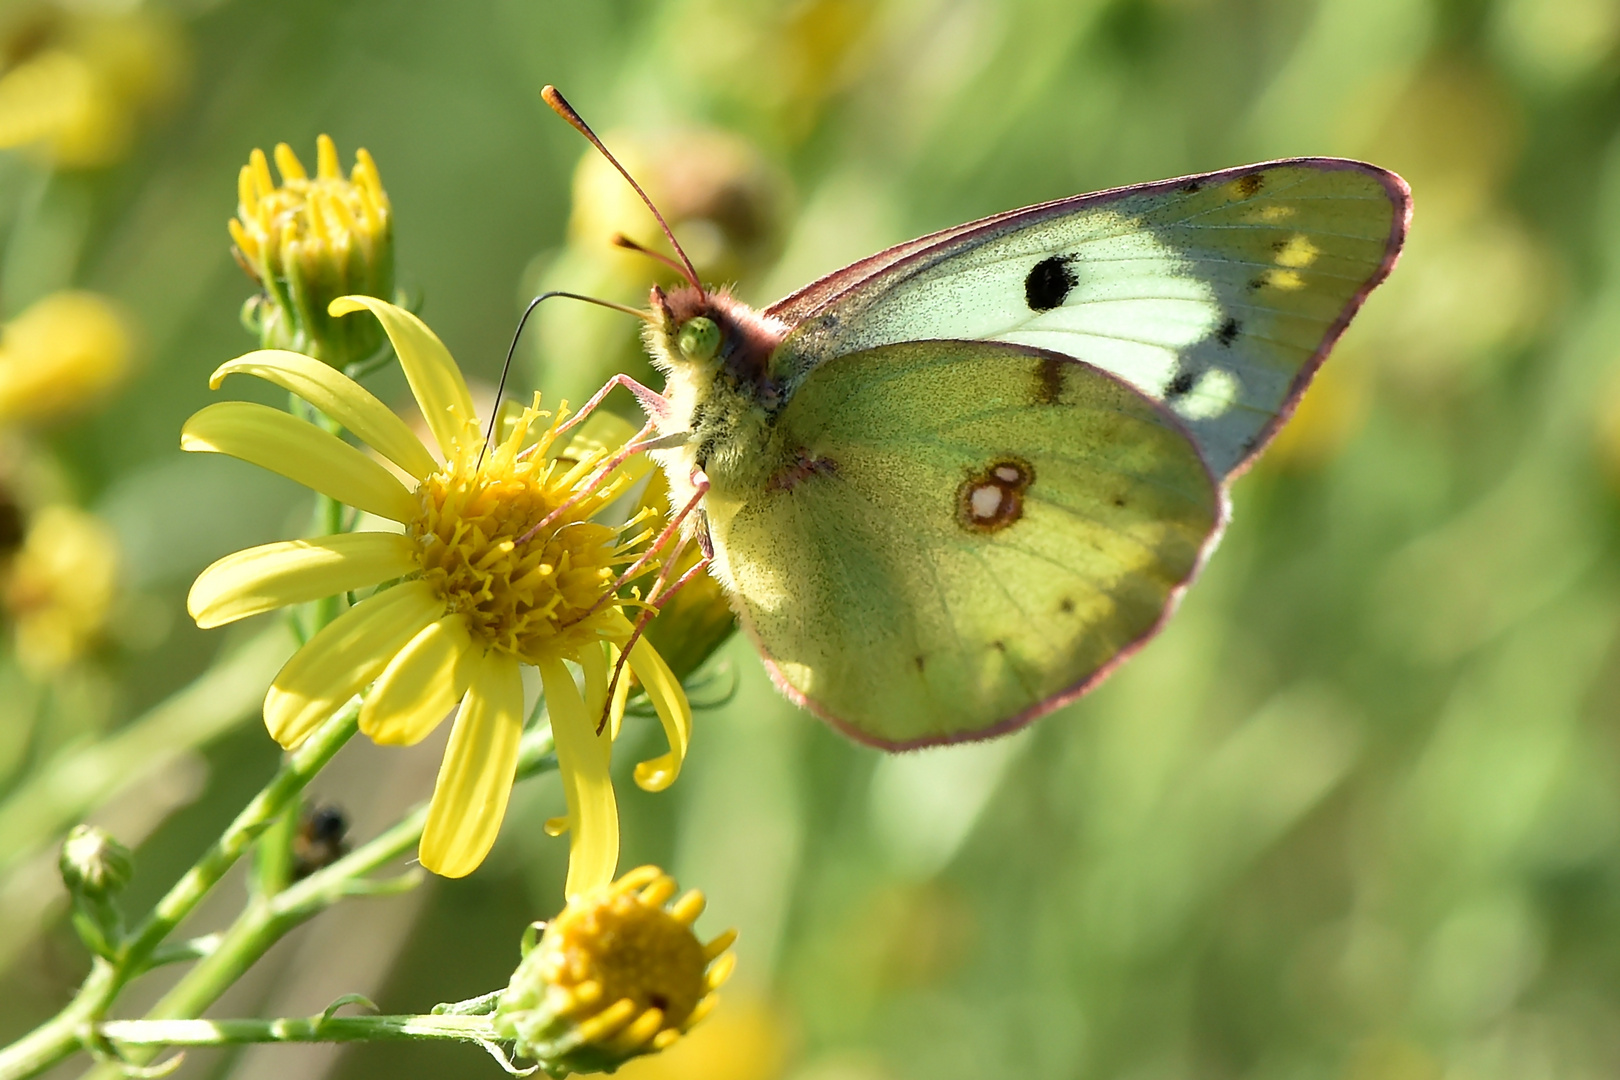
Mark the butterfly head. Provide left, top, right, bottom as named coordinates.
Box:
left=647, top=284, right=787, bottom=398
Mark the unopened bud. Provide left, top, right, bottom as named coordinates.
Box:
left=60, top=824, right=132, bottom=900
left=230, top=135, right=394, bottom=367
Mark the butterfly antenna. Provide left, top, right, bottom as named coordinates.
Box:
left=481, top=290, right=654, bottom=467
left=612, top=233, right=693, bottom=279
left=542, top=85, right=704, bottom=295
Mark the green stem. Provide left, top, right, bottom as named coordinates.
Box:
left=2, top=705, right=557, bottom=1080
left=0, top=701, right=359, bottom=1080
left=0, top=960, right=117, bottom=1080
left=97, top=1012, right=496, bottom=1047
left=119, top=701, right=360, bottom=976
left=75, top=723, right=556, bottom=1080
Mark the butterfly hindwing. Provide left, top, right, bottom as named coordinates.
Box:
left=765, top=159, right=1409, bottom=477
left=704, top=339, right=1224, bottom=748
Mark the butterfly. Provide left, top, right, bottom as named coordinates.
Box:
left=542, top=87, right=1410, bottom=750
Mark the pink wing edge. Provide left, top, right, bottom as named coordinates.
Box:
left=744, top=158, right=1411, bottom=751
left=729, top=344, right=1234, bottom=753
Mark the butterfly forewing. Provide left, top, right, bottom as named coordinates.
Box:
left=766, top=159, right=1409, bottom=477
left=707, top=340, right=1224, bottom=748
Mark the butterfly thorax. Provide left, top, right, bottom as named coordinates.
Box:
left=644, top=285, right=797, bottom=496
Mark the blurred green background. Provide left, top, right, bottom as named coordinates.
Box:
left=4, top=0, right=1620, bottom=1078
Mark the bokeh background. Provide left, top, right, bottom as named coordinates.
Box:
left=2, top=0, right=1619, bottom=1078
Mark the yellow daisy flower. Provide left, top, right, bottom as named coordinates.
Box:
left=182, top=295, right=691, bottom=887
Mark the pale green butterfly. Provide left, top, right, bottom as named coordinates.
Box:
left=542, top=88, right=1409, bottom=750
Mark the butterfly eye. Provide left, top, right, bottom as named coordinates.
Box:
left=677, top=317, right=721, bottom=362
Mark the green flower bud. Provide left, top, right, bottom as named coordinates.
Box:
left=495, top=866, right=736, bottom=1077
left=59, top=823, right=132, bottom=900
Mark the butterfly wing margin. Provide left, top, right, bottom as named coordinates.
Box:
left=707, top=339, right=1226, bottom=749
left=765, top=158, right=1410, bottom=478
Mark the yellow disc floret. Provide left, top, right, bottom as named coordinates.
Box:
left=410, top=400, right=648, bottom=664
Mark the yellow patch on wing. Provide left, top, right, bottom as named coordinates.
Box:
left=1249, top=204, right=1296, bottom=223
left=1257, top=268, right=1306, bottom=291
left=1274, top=234, right=1320, bottom=269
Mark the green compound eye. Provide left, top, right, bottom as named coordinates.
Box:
left=677, top=317, right=721, bottom=362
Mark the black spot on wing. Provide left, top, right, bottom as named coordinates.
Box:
left=1236, top=173, right=1265, bottom=197
left=1181, top=180, right=1202, bottom=194
left=1216, top=317, right=1240, bottom=346
left=1025, top=255, right=1077, bottom=312
left=1166, top=370, right=1195, bottom=398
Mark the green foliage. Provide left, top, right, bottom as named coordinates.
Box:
left=4, top=1, right=1620, bottom=1079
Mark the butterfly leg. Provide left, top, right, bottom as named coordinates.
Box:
left=596, top=539, right=716, bottom=735
left=555, top=372, right=677, bottom=435
left=594, top=472, right=715, bottom=733
left=562, top=481, right=710, bottom=630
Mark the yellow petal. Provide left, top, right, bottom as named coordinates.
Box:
left=419, top=654, right=524, bottom=878
left=328, top=296, right=475, bottom=459
left=188, top=531, right=417, bottom=629
left=540, top=656, right=618, bottom=899
left=264, top=580, right=441, bottom=748
left=628, top=636, right=691, bottom=793
left=581, top=643, right=610, bottom=724
left=211, top=350, right=439, bottom=480
left=182, top=401, right=417, bottom=523
left=360, top=614, right=476, bottom=746
left=608, top=645, right=631, bottom=741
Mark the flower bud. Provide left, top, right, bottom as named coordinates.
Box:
left=495, top=866, right=737, bottom=1075
left=59, top=823, right=132, bottom=900
left=231, top=135, right=394, bottom=367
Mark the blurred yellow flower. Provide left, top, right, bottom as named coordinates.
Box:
left=3, top=503, right=118, bottom=674
left=568, top=127, right=787, bottom=292
left=0, top=4, right=184, bottom=168
left=183, top=296, right=690, bottom=884
left=534, top=126, right=789, bottom=410
left=0, top=290, right=132, bottom=425
left=495, top=865, right=737, bottom=1075
left=231, top=136, right=395, bottom=366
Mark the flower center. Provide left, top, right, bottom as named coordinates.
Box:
left=408, top=405, right=639, bottom=664
left=543, top=883, right=707, bottom=1029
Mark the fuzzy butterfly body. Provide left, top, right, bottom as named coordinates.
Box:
left=595, top=137, right=1409, bottom=749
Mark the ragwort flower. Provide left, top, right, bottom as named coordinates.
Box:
left=183, top=296, right=691, bottom=885
left=0, top=290, right=133, bottom=424
left=3, top=502, right=119, bottom=674
left=495, top=865, right=737, bottom=1076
